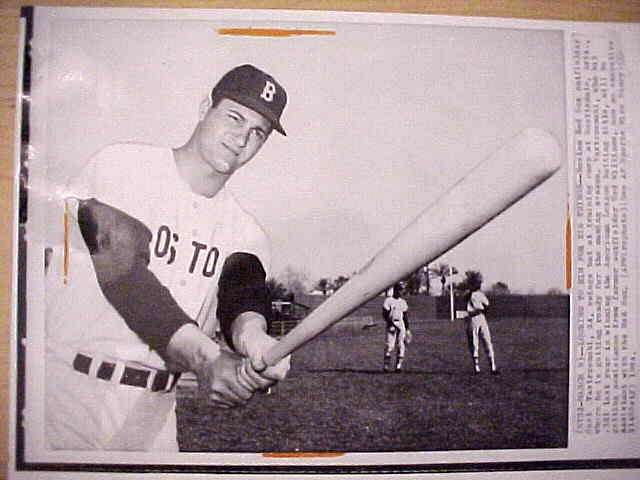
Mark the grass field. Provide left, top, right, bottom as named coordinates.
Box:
left=176, top=314, right=569, bottom=453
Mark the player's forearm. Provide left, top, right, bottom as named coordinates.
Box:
left=231, top=312, right=269, bottom=357
left=165, top=323, right=222, bottom=373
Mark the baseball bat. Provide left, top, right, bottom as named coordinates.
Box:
left=263, top=128, right=562, bottom=366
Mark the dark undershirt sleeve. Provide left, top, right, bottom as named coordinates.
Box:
left=216, top=252, right=270, bottom=351
left=98, top=266, right=197, bottom=361
left=382, top=307, right=392, bottom=328
left=78, top=199, right=196, bottom=361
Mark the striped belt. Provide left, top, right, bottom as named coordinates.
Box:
left=72, top=353, right=180, bottom=393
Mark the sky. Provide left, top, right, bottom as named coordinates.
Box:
left=33, top=9, right=567, bottom=294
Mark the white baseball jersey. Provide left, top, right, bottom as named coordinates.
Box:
left=465, top=290, right=495, bottom=364
left=44, top=143, right=270, bottom=450
left=467, top=290, right=489, bottom=318
left=383, top=296, right=408, bottom=359
left=383, top=296, right=409, bottom=326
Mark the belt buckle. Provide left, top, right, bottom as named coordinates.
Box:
left=150, top=370, right=174, bottom=392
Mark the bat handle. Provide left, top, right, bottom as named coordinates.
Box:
left=263, top=315, right=325, bottom=366
left=262, top=341, right=288, bottom=367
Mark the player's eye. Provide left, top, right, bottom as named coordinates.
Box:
left=251, top=128, right=267, bottom=141
left=227, top=110, right=246, bottom=126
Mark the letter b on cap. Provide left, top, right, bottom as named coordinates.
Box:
left=260, top=81, right=276, bottom=102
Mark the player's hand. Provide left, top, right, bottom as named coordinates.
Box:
left=167, top=324, right=259, bottom=409
left=404, top=330, right=413, bottom=344
left=232, top=313, right=291, bottom=386
left=195, top=349, right=256, bottom=409
left=243, top=329, right=291, bottom=383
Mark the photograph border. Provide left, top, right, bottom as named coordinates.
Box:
left=10, top=4, right=640, bottom=476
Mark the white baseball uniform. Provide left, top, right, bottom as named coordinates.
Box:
left=45, top=143, right=270, bottom=450
left=466, top=290, right=497, bottom=372
left=383, top=296, right=409, bottom=358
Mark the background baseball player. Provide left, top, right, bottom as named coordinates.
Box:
left=44, top=64, right=291, bottom=451
left=382, top=284, right=412, bottom=372
left=466, top=276, right=499, bottom=375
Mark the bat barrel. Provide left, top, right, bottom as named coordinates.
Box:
left=264, top=128, right=561, bottom=366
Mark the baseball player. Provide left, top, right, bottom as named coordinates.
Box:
left=466, top=277, right=499, bottom=375
left=382, top=284, right=411, bottom=372
left=44, top=64, right=291, bottom=451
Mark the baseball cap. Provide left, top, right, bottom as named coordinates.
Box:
left=211, top=64, right=287, bottom=136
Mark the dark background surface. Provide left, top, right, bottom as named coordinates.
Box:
left=178, top=307, right=569, bottom=452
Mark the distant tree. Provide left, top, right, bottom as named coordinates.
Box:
left=316, top=278, right=332, bottom=295
left=489, top=281, right=510, bottom=295
left=280, top=266, right=309, bottom=300
left=468, top=270, right=483, bottom=286
left=266, top=278, right=288, bottom=301
left=457, top=270, right=483, bottom=294
left=547, top=287, right=565, bottom=295
left=429, top=263, right=458, bottom=296
left=333, top=275, right=350, bottom=291
left=405, top=269, right=423, bottom=295
left=453, top=282, right=467, bottom=295
left=403, top=264, right=434, bottom=295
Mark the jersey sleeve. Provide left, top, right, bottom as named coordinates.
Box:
left=239, top=217, right=272, bottom=278
left=402, top=300, right=410, bottom=327
left=480, top=292, right=490, bottom=307
left=467, top=293, right=479, bottom=313
left=225, top=188, right=272, bottom=278
left=59, top=144, right=134, bottom=245
left=66, top=145, right=122, bottom=203
left=57, top=146, right=198, bottom=361
left=45, top=145, right=125, bottom=284
left=402, top=299, right=409, bottom=312
left=382, top=297, right=391, bottom=311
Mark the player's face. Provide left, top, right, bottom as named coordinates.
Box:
left=196, top=98, right=272, bottom=175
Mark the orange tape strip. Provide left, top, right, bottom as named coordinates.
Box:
left=63, top=200, right=69, bottom=285
left=262, top=452, right=344, bottom=458
left=564, top=204, right=572, bottom=290
left=218, top=28, right=335, bottom=37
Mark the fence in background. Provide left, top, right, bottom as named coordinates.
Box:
left=294, top=293, right=569, bottom=325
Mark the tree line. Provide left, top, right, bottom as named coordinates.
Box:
left=312, top=263, right=505, bottom=297
left=267, top=262, right=565, bottom=301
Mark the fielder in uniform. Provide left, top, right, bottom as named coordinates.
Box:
left=44, top=65, right=291, bottom=451
left=382, top=284, right=412, bottom=372
left=466, top=278, right=499, bottom=375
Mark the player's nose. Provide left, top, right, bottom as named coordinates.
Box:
left=231, top=126, right=250, bottom=149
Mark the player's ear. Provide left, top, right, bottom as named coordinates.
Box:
left=198, top=95, right=212, bottom=121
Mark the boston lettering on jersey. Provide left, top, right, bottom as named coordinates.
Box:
left=153, top=224, right=220, bottom=277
